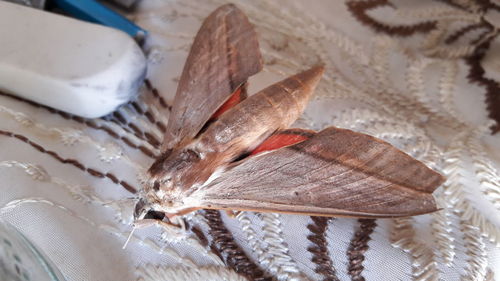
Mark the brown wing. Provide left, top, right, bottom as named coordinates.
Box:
left=199, top=127, right=444, bottom=218
left=163, top=4, right=263, bottom=150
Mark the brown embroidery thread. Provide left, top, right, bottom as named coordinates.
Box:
left=0, top=129, right=137, bottom=193
left=346, top=1, right=500, bottom=133
left=346, top=0, right=436, bottom=36
left=129, top=101, right=168, bottom=133
left=0, top=92, right=158, bottom=158
left=307, top=216, right=339, bottom=281
left=347, top=219, right=377, bottom=281
left=444, top=23, right=486, bottom=44
left=144, top=79, right=172, bottom=111
left=103, top=111, right=161, bottom=148
left=466, top=38, right=500, bottom=133
left=189, top=225, right=209, bottom=247
left=203, top=209, right=273, bottom=281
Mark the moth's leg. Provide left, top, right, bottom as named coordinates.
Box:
left=123, top=218, right=186, bottom=248
left=169, top=216, right=187, bottom=230
left=135, top=218, right=186, bottom=231
left=225, top=210, right=241, bottom=218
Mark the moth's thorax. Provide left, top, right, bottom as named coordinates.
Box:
left=147, top=142, right=223, bottom=194
left=148, top=147, right=201, bottom=185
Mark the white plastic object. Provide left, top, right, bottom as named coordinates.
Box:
left=0, top=1, right=147, bottom=118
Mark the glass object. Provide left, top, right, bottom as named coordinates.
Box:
left=0, top=219, right=66, bottom=281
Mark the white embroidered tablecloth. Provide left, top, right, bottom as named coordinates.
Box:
left=0, top=1, right=499, bottom=280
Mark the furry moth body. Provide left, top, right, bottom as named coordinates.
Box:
left=135, top=4, right=444, bottom=223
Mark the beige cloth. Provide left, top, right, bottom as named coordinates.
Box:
left=0, top=1, right=498, bottom=280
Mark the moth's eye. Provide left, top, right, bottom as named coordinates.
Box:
left=134, top=198, right=147, bottom=219
left=155, top=178, right=172, bottom=189
left=153, top=181, right=160, bottom=191
left=184, top=149, right=200, bottom=161
left=144, top=210, right=165, bottom=220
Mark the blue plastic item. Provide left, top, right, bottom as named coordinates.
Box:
left=53, top=0, right=147, bottom=41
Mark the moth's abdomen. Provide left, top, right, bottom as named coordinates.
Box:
left=265, top=66, right=325, bottom=125
left=198, top=65, right=324, bottom=157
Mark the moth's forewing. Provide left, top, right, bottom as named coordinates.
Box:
left=195, top=127, right=444, bottom=218
left=162, top=4, right=263, bottom=151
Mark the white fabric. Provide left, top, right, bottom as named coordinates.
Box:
left=0, top=1, right=499, bottom=280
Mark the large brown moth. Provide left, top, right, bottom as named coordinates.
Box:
left=134, top=4, right=445, bottom=228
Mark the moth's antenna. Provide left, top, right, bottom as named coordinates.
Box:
left=122, top=226, right=136, bottom=249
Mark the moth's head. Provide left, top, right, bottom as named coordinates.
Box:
left=133, top=185, right=182, bottom=222
left=136, top=148, right=202, bottom=221
left=133, top=197, right=151, bottom=221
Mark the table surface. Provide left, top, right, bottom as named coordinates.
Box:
left=0, top=1, right=499, bottom=280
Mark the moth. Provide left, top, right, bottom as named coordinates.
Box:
left=134, top=4, right=445, bottom=228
